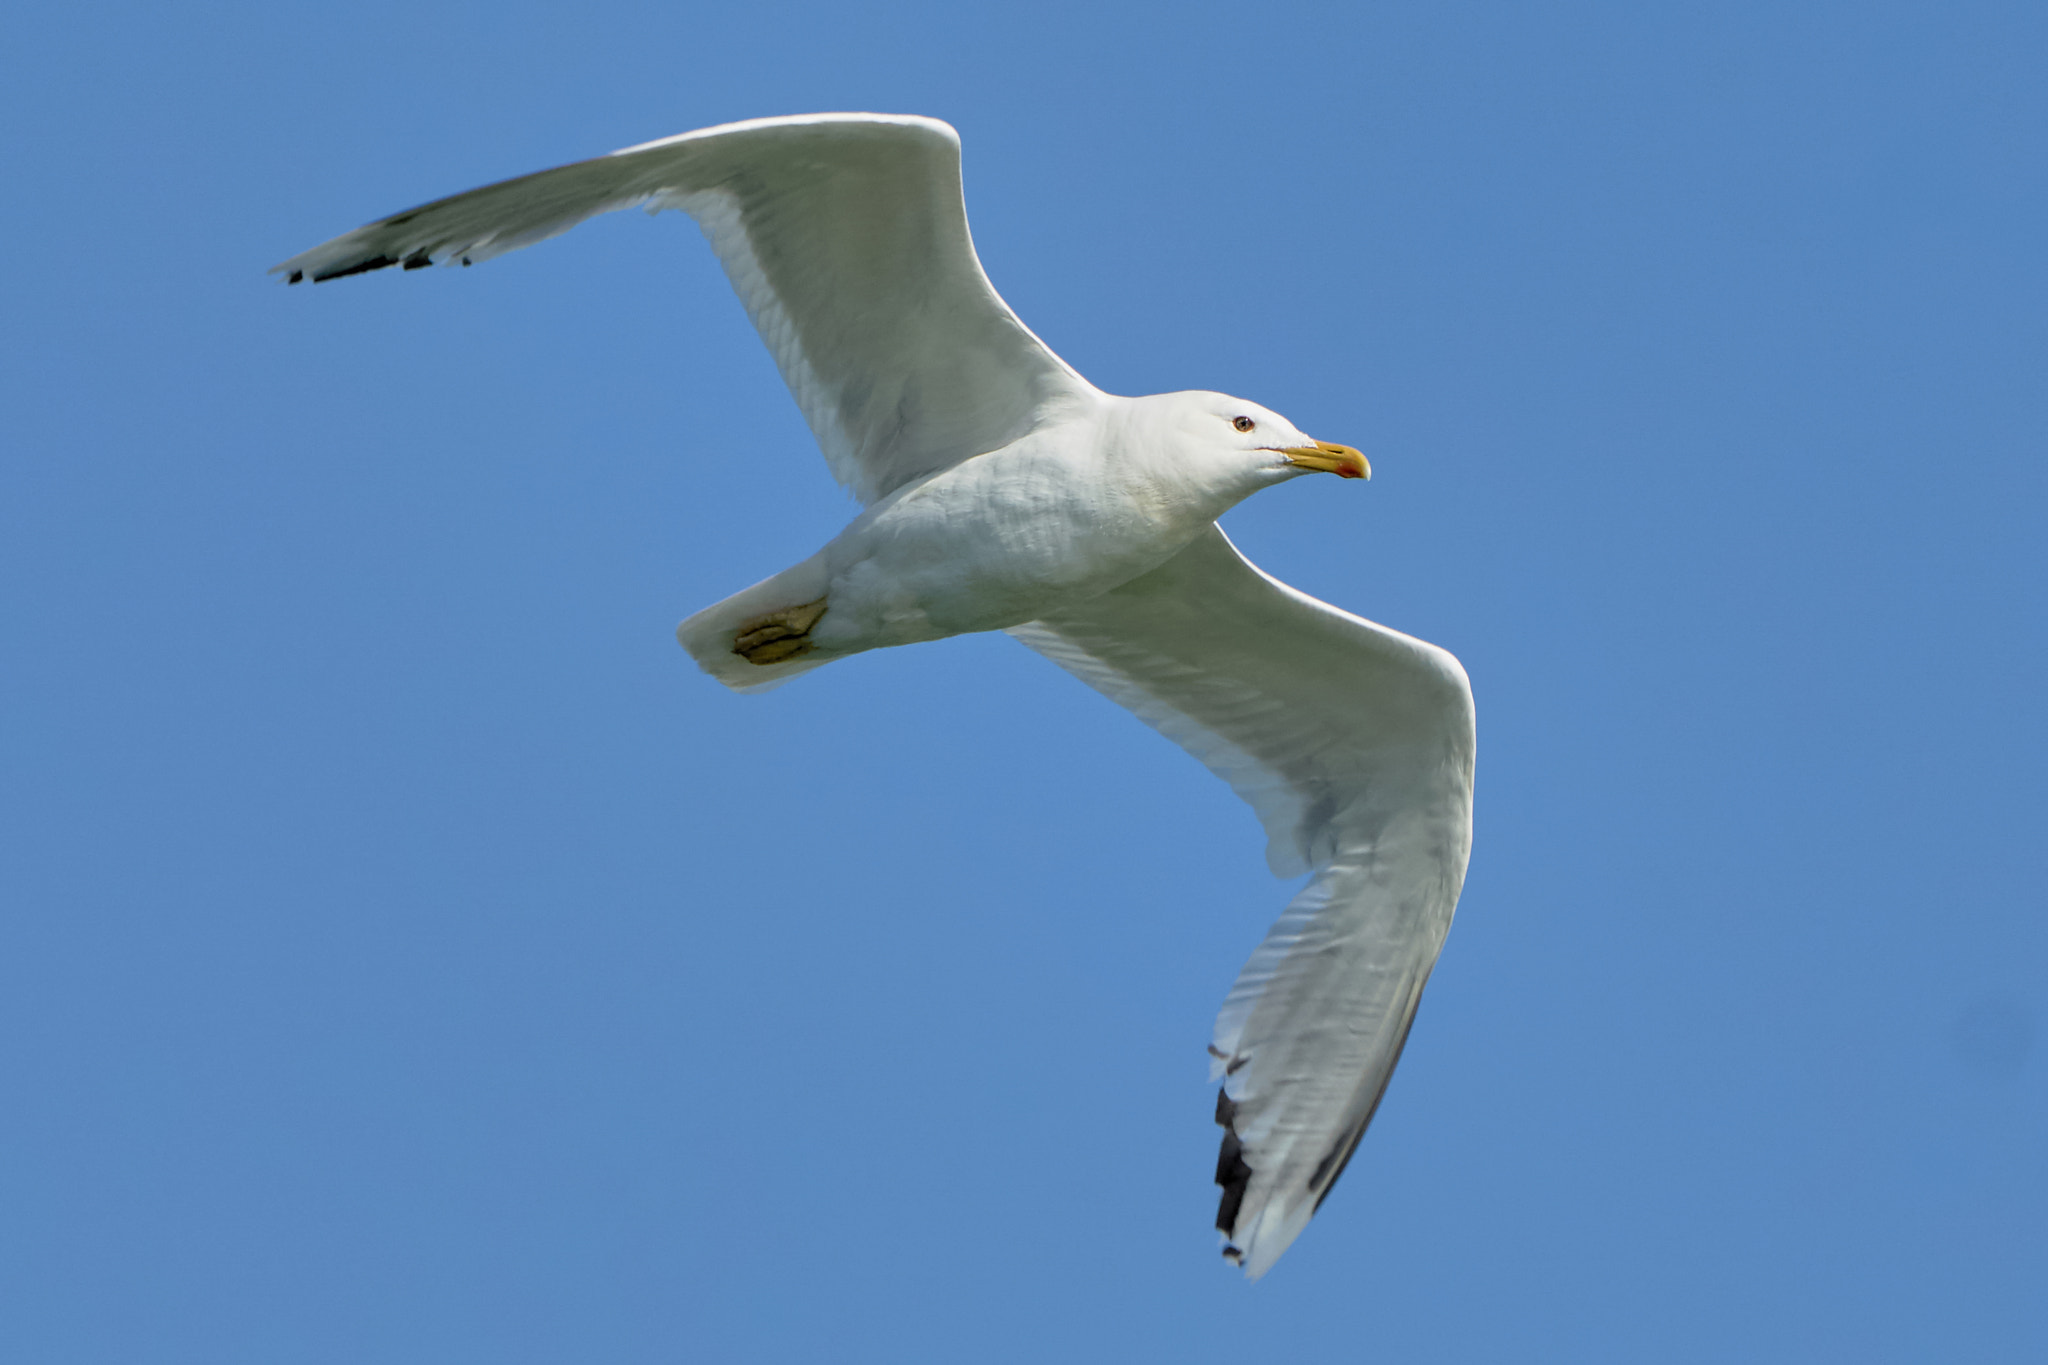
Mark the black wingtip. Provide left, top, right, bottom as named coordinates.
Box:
left=310, top=254, right=398, bottom=283
left=286, top=270, right=303, bottom=284
left=1213, top=1089, right=1252, bottom=1236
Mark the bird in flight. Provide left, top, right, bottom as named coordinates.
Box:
left=276, top=113, right=1476, bottom=1279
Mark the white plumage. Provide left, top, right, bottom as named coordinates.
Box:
left=276, top=113, right=1476, bottom=1279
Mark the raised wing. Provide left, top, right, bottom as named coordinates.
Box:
left=272, top=113, right=1096, bottom=503
left=1009, top=526, right=1475, bottom=1279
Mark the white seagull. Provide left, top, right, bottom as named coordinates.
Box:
left=275, top=113, right=1476, bottom=1279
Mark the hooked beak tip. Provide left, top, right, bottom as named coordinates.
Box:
left=1281, top=441, right=1371, bottom=480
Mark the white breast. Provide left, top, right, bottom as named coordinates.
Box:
left=810, top=414, right=1241, bottom=652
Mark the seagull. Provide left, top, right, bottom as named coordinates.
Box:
left=275, top=113, right=1476, bottom=1279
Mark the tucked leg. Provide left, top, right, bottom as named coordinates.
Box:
left=732, top=597, right=829, bottom=665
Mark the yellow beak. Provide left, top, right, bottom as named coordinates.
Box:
left=1279, top=441, right=1371, bottom=480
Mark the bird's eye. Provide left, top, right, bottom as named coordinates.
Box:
left=1232, top=416, right=1256, bottom=433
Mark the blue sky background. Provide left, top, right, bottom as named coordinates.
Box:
left=4, top=1, right=2044, bottom=1360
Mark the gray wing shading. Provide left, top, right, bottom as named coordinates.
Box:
left=1008, top=526, right=1475, bottom=1279
left=272, top=113, right=1096, bottom=503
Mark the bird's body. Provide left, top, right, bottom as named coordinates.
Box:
left=682, top=391, right=1335, bottom=686
left=278, top=113, right=1475, bottom=1279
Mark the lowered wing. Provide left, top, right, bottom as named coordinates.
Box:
left=1010, top=526, right=1475, bottom=1278
left=273, top=113, right=1096, bottom=503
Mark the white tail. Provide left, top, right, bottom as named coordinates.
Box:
left=675, top=551, right=837, bottom=693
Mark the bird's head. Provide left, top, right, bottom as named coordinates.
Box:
left=1138, top=392, right=1370, bottom=500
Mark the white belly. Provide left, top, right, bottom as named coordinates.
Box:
left=810, top=431, right=1207, bottom=653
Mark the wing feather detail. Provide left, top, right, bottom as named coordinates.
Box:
left=272, top=113, right=1095, bottom=502
left=1009, top=526, right=1475, bottom=1278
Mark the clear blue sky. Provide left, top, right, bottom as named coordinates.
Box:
left=3, top=2, right=2043, bottom=1360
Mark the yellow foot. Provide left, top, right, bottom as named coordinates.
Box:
left=732, top=597, right=828, bottom=666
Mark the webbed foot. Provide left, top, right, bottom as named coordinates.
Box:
left=732, top=597, right=828, bottom=665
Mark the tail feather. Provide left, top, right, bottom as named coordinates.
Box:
left=676, top=551, right=835, bottom=693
